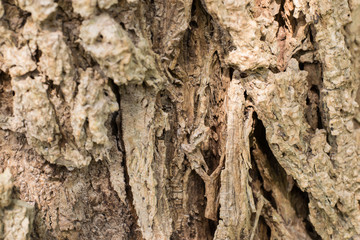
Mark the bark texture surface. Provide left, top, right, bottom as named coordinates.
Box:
left=0, top=0, right=359, bottom=239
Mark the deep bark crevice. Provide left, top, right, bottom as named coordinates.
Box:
left=274, top=0, right=286, bottom=33
left=108, top=79, right=143, bottom=239
left=0, top=71, right=13, bottom=116
left=304, top=216, right=322, bottom=240
left=164, top=0, right=229, bottom=236
left=250, top=113, right=320, bottom=239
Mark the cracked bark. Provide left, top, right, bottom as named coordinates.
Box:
left=0, top=0, right=359, bottom=239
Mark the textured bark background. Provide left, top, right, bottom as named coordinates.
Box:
left=0, top=0, right=359, bottom=239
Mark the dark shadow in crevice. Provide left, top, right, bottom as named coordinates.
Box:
left=275, top=0, right=286, bottom=33
left=251, top=113, right=321, bottom=239
left=108, top=78, right=122, bottom=152
left=299, top=61, right=305, bottom=70
left=250, top=115, right=283, bottom=210
left=107, top=78, right=142, bottom=240
left=253, top=115, right=290, bottom=193
left=208, top=219, right=218, bottom=237
left=0, top=71, right=13, bottom=116
left=229, top=67, right=234, bottom=81
left=305, top=217, right=322, bottom=240
left=260, top=216, right=271, bottom=239
left=305, top=84, right=324, bottom=131
left=289, top=181, right=311, bottom=219
left=312, top=86, right=323, bottom=130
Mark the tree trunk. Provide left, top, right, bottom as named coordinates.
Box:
left=0, top=0, right=359, bottom=239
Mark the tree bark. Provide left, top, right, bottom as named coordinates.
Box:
left=0, top=0, right=359, bottom=239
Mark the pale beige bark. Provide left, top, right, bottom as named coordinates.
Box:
left=0, top=0, right=359, bottom=239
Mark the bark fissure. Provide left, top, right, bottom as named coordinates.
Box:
left=109, top=78, right=143, bottom=240
left=250, top=115, right=318, bottom=239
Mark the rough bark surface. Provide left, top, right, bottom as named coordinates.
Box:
left=0, top=0, right=359, bottom=239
